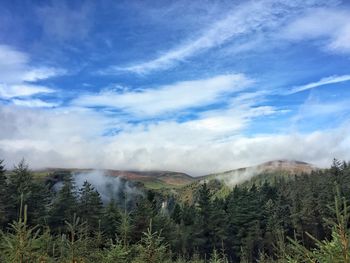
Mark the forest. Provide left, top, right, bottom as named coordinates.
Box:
left=1, top=159, right=350, bottom=262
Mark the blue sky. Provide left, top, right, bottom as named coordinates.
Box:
left=0, top=0, right=350, bottom=175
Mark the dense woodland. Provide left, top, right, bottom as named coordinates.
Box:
left=1, top=159, right=350, bottom=262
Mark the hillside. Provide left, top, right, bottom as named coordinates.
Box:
left=105, top=170, right=194, bottom=189
left=201, top=159, right=315, bottom=185
left=35, top=160, right=315, bottom=193
left=34, top=168, right=194, bottom=190
left=177, top=160, right=317, bottom=203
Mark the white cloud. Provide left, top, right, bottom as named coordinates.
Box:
left=283, top=8, right=350, bottom=54
left=0, top=84, right=55, bottom=99
left=0, top=102, right=349, bottom=175
left=0, top=45, right=28, bottom=66
left=73, top=74, right=253, bottom=116
left=108, top=0, right=334, bottom=74
left=0, top=44, right=63, bottom=104
left=288, top=75, right=350, bottom=94
left=0, top=45, right=64, bottom=84
left=290, top=92, right=350, bottom=129
left=21, top=67, right=65, bottom=82
left=11, top=98, right=59, bottom=108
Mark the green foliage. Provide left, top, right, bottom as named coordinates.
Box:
left=5, top=159, right=50, bottom=226
left=0, top=158, right=350, bottom=262
left=118, top=209, right=133, bottom=248
left=133, top=220, right=168, bottom=263
left=0, top=200, right=45, bottom=263
left=58, top=214, right=90, bottom=262
left=78, top=181, right=103, bottom=231
left=0, top=159, right=9, bottom=226
left=49, top=174, right=78, bottom=232
left=209, top=248, right=229, bottom=263
left=102, top=198, right=121, bottom=240
left=101, top=240, right=130, bottom=263
left=284, top=188, right=350, bottom=263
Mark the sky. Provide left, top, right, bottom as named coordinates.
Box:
left=0, top=0, right=350, bottom=175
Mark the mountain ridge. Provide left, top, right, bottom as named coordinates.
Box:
left=33, top=159, right=317, bottom=190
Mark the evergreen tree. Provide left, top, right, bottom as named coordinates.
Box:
left=285, top=188, right=350, bottom=263
left=6, top=159, right=49, bottom=225
left=7, top=159, right=34, bottom=221
left=118, top=210, right=132, bottom=248
left=0, top=159, right=9, bottom=227
left=49, top=174, right=78, bottom=232
left=101, top=240, right=129, bottom=263
left=211, top=198, right=228, bottom=249
left=102, top=198, right=121, bottom=240
left=78, top=181, right=103, bottom=232
left=171, top=203, right=182, bottom=225
left=134, top=220, right=168, bottom=263
left=194, top=182, right=213, bottom=256
left=0, top=200, right=44, bottom=262
left=131, top=195, right=154, bottom=243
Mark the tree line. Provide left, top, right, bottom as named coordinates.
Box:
left=0, top=158, right=350, bottom=262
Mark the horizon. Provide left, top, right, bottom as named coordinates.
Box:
left=6, top=158, right=315, bottom=178
left=1, top=0, right=350, bottom=175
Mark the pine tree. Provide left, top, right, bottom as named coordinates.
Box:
left=7, top=159, right=34, bottom=221
left=131, top=195, right=154, bottom=243
left=6, top=159, right=49, bottom=225
left=171, top=203, right=182, bottom=225
left=102, top=198, right=122, bottom=240
left=285, top=188, right=350, bottom=262
left=49, top=174, right=78, bottom=232
left=61, top=214, right=90, bottom=262
left=134, top=220, right=168, bottom=263
left=0, top=198, right=42, bottom=262
left=194, top=182, right=213, bottom=256
left=78, top=181, right=103, bottom=232
left=209, top=248, right=229, bottom=263
left=118, top=210, right=133, bottom=248
left=102, top=240, right=129, bottom=263
left=0, top=159, right=9, bottom=227
left=211, top=198, right=228, bottom=249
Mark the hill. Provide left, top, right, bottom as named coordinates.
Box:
left=105, top=170, right=194, bottom=189
left=33, top=168, right=194, bottom=190
left=31, top=160, right=315, bottom=194
left=177, top=160, right=317, bottom=203
left=201, top=159, right=316, bottom=186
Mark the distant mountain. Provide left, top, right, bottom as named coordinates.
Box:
left=176, top=160, right=317, bottom=203
left=35, top=160, right=316, bottom=191
left=105, top=170, right=194, bottom=189
left=201, top=159, right=316, bottom=186
left=36, top=168, right=194, bottom=190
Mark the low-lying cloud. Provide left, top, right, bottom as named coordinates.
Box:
left=0, top=101, right=349, bottom=175
left=73, top=170, right=143, bottom=204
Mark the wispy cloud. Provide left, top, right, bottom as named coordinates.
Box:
left=0, top=45, right=63, bottom=103
left=283, top=8, right=350, bottom=54
left=73, top=74, right=253, bottom=116
left=288, top=75, right=350, bottom=94
left=36, top=1, right=93, bottom=42
left=105, top=0, right=333, bottom=74
left=0, top=45, right=64, bottom=84
left=11, top=98, right=59, bottom=108
left=0, top=84, right=54, bottom=99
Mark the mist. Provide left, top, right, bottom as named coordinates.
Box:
left=53, top=170, right=143, bottom=207
left=210, top=166, right=263, bottom=187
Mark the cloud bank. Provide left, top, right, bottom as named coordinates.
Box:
left=0, top=103, right=349, bottom=176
